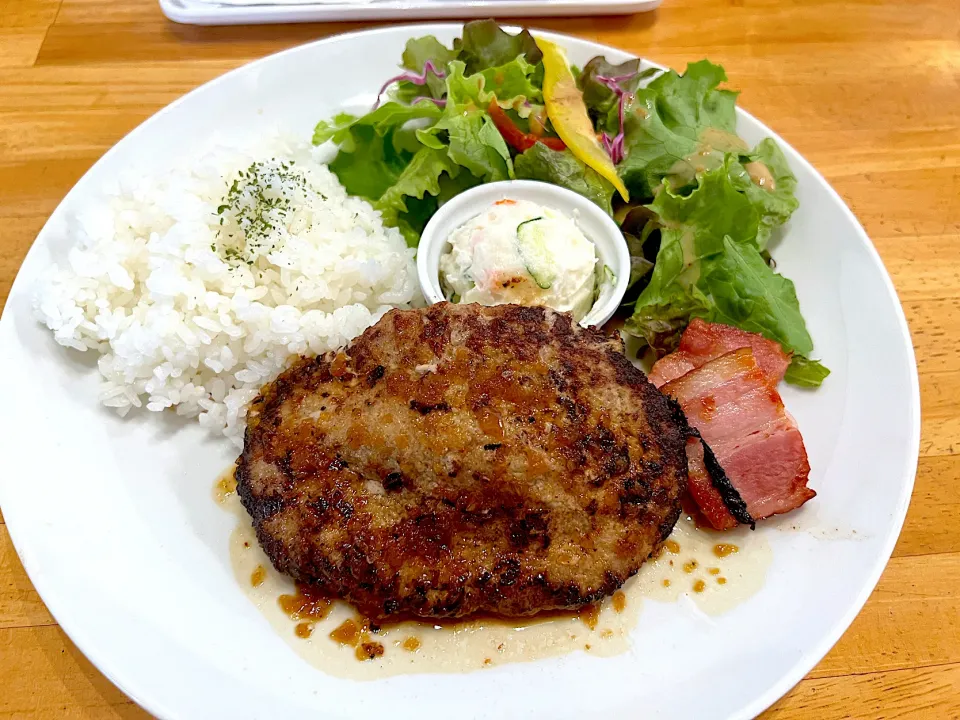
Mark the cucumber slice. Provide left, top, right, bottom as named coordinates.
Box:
left=516, top=217, right=556, bottom=290
left=592, top=263, right=615, bottom=305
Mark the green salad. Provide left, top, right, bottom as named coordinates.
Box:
left=313, top=20, right=828, bottom=387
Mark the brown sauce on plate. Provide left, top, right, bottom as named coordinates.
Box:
left=217, top=470, right=772, bottom=679
left=278, top=584, right=333, bottom=622
left=295, top=623, right=313, bottom=639
left=714, top=543, right=740, bottom=558
left=214, top=468, right=237, bottom=504
left=250, top=565, right=266, bottom=587
left=330, top=619, right=362, bottom=646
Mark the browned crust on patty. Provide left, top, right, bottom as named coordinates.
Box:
left=236, top=303, right=688, bottom=619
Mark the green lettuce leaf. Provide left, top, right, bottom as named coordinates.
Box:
left=416, top=61, right=517, bottom=182
left=393, top=195, right=438, bottom=247
left=328, top=125, right=413, bottom=200
left=784, top=356, right=831, bottom=388
left=704, top=236, right=814, bottom=356
left=394, top=33, right=541, bottom=107
left=623, top=233, right=655, bottom=291
left=373, top=148, right=482, bottom=247
left=617, top=60, right=744, bottom=198
left=437, top=168, right=483, bottom=204
left=375, top=147, right=459, bottom=225
left=648, top=159, right=760, bottom=257
left=323, top=53, right=533, bottom=242
left=315, top=28, right=548, bottom=243
left=312, top=100, right=443, bottom=146
left=728, top=138, right=799, bottom=250
left=400, top=35, right=459, bottom=98
left=626, top=161, right=824, bottom=384
left=624, top=163, right=757, bottom=349
left=455, top=20, right=543, bottom=73
left=414, top=126, right=447, bottom=150
left=649, top=60, right=738, bottom=136
left=514, top=143, right=616, bottom=215
left=579, top=57, right=658, bottom=129
left=312, top=111, right=357, bottom=145
left=441, top=58, right=541, bottom=109
left=476, top=58, right=542, bottom=109
left=389, top=170, right=482, bottom=248
left=427, top=108, right=512, bottom=182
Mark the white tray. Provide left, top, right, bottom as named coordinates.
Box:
left=159, top=0, right=660, bottom=26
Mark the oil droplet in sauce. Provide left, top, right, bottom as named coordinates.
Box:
left=714, top=543, right=739, bottom=558
left=356, top=642, right=385, bottom=661
left=708, top=567, right=720, bottom=576
left=278, top=584, right=333, bottom=622
left=693, top=580, right=706, bottom=593
left=330, top=619, right=361, bottom=646
left=295, top=622, right=313, bottom=639
left=578, top=604, right=601, bottom=630
left=251, top=565, right=266, bottom=588
left=717, top=577, right=727, bottom=585
left=219, top=473, right=771, bottom=679
left=683, top=560, right=698, bottom=573
left=214, top=469, right=237, bottom=504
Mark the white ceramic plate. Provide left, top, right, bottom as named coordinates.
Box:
left=0, top=24, right=919, bottom=720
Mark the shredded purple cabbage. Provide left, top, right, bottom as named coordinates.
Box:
left=414, top=97, right=447, bottom=108
left=595, top=74, right=633, bottom=165
left=374, top=60, right=446, bottom=109
left=597, top=73, right=636, bottom=90
left=601, top=132, right=624, bottom=165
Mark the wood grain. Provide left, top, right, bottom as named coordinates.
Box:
left=808, top=554, right=960, bottom=679
left=0, top=527, right=55, bottom=630
left=0, top=625, right=142, bottom=718
left=764, top=663, right=960, bottom=720
left=0, top=0, right=957, bottom=718
left=893, top=455, right=960, bottom=558
left=0, top=0, right=60, bottom=68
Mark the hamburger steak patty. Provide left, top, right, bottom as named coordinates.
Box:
left=236, top=303, right=688, bottom=619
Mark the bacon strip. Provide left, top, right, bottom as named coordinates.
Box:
left=661, top=348, right=815, bottom=528
left=683, top=435, right=747, bottom=530
left=649, top=318, right=791, bottom=387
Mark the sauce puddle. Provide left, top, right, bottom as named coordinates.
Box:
left=216, top=469, right=771, bottom=678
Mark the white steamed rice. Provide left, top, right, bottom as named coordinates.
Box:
left=34, top=136, right=422, bottom=446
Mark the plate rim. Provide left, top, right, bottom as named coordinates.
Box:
left=0, top=22, right=921, bottom=720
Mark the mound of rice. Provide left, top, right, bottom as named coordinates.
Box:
left=34, top=137, right=421, bottom=446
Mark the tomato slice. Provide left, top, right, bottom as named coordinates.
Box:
left=537, top=37, right=630, bottom=200
left=487, top=100, right=566, bottom=153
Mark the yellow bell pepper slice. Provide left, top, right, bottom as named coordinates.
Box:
left=537, top=37, right=630, bottom=201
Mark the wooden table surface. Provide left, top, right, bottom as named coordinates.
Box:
left=1, top=0, right=959, bottom=717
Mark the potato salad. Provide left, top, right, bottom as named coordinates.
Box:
left=439, top=199, right=597, bottom=321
